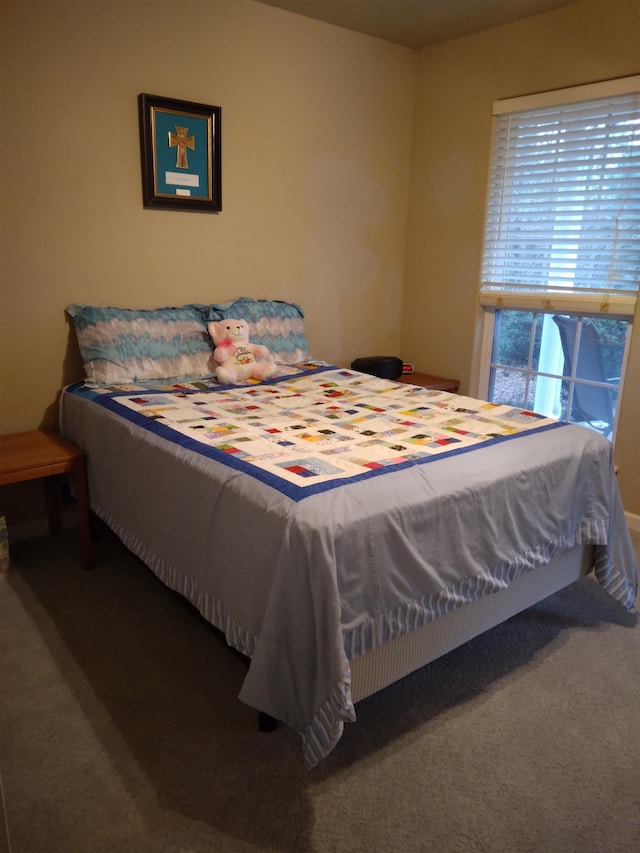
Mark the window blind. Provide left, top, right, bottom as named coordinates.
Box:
left=480, top=78, right=640, bottom=316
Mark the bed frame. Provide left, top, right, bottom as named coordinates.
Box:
left=252, top=543, right=592, bottom=733
left=350, top=544, right=594, bottom=703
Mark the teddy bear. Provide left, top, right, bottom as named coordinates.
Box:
left=208, top=318, right=277, bottom=384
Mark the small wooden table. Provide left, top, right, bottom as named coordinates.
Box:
left=398, top=372, right=459, bottom=393
left=0, top=430, right=93, bottom=570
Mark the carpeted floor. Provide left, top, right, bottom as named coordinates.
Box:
left=1, top=526, right=638, bottom=853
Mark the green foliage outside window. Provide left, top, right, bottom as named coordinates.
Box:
left=495, top=310, right=626, bottom=379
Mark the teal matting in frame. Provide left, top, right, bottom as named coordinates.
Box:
left=153, top=110, right=211, bottom=198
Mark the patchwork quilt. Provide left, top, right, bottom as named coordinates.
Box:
left=70, top=365, right=563, bottom=500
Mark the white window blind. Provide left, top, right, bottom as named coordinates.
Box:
left=480, top=77, right=640, bottom=316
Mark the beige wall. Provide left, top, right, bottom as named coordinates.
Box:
left=1, top=0, right=639, bottom=523
left=403, top=0, right=640, bottom=514
left=0, top=0, right=415, bottom=435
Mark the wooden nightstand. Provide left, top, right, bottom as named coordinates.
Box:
left=398, top=372, right=459, bottom=393
left=0, top=430, right=93, bottom=570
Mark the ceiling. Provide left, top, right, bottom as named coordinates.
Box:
left=254, top=0, right=580, bottom=49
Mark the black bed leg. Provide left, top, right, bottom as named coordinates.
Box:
left=258, top=711, right=279, bottom=732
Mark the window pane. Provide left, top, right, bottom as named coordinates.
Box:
left=583, top=318, right=627, bottom=380
left=489, top=368, right=528, bottom=409
left=489, top=308, right=630, bottom=439
left=530, top=313, right=547, bottom=372
left=493, top=311, right=534, bottom=367
left=554, top=315, right=624, bottom=436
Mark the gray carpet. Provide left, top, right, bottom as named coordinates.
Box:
left=0, top=526, right=638, bottom=853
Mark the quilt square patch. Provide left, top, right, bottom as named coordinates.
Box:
left=278, top=458, right=344, bottom=478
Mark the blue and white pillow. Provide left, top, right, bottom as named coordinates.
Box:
left=66, top=303, right=215, bottom=385
left=208, top=297, right=310, bottom=364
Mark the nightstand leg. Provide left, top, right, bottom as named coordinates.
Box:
left=44, top=476, right=61, bottom=534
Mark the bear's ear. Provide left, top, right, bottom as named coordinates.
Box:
left=208, top=320, right=221, bottom=345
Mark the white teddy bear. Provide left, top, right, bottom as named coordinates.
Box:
left=208, top=318, right=276, bottom=384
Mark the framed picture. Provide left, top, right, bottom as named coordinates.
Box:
left=138, top=93, right=222, bottom=213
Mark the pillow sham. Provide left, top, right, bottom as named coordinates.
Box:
left=66, top=303, right=215, bottom=385
left=207, top=297, right=310, bottom=364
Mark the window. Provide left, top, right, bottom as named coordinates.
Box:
left=488, top=310, right=629, bottom=439
left=478, top=77, right=640, bottom=441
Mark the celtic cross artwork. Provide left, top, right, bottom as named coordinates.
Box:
left=169, top=126, right=195, bottom=169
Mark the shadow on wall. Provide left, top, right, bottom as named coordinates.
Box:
left=40, top=316, right=85, bottom=431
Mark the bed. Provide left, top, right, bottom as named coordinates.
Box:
left=60, top=299, right=638, bottom=768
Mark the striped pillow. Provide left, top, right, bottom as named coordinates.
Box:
left=208, top=298, right=310, bottom=364
left=66, top=303, right=215, bottom=385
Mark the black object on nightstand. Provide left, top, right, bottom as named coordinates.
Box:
left=351, top=356, right=403, bottom=380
